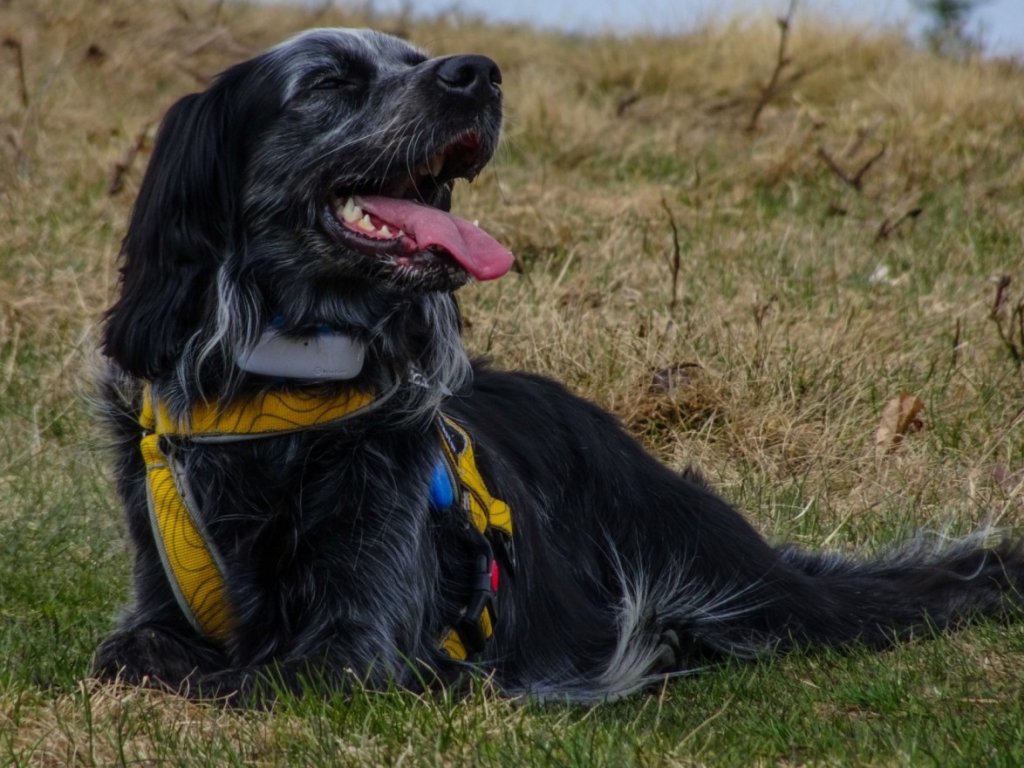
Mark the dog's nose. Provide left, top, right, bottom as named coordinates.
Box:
left=436, top=55, right=502, bottom=100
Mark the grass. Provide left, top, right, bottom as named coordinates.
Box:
left=2, top=0, right=1024, bottom=764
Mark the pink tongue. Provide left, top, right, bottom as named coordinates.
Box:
left=356, top=196, right=513, bottom=281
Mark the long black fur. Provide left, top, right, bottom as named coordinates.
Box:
left=93, top=28, right=1024, bottom=702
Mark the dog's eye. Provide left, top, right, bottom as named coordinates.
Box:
left=311, top=75, right=352, bottom=91
left=310, top=75, right=360, bottom=92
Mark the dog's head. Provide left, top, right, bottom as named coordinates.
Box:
left=104, top=29, right=510, bottom=384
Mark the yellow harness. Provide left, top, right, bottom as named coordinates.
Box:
left=139, top=385, right=513, bottom=661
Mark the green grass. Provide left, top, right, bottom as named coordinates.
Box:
left=3, top=0, right=1024, bottom=764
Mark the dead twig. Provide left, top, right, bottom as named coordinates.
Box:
left=615, top=93, right=641, bottom=117
left=951, top=316, right=963, bottom=370
left=108, top=124, right=152, bottom=196
left=816, top=144, right=886, bottom=192
left=753, top=295, right=777, bottom=329
left=171, top=0, right=192, bottom=22
left=989, top=275, right=1024, bottom=368
left=747, top=0, right=798, bottom=132
left=3, top=36, right=29, bottom=109
left=875, top=206, right=923, bottom=240
left=660, top=197, right=682, bottom=312
left=6, top=129, right=24, bottom=167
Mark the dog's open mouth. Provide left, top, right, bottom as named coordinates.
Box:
left=328, top=134, right=513, bottom=282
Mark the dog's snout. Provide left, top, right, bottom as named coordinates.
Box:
left=435, top=55, right=502, bottom=100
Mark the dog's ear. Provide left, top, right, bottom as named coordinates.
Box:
left=103, top=84, right=245, bottom=379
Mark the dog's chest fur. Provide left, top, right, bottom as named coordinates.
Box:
left=108, top=381, right=472, bottom=679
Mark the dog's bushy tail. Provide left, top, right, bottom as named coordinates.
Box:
left=771, top=532, right=1024, bottom=649
left=516, top=533, right=1024, bottom=703
left=607, top=531, right=1024, bottom=703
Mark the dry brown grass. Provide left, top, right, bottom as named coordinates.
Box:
left=2, top=0, right=1022, bottom=550
left=3, top=0, right=1023, bottom=525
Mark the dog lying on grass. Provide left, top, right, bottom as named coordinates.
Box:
left=92, top=28, right=1024, bottom=702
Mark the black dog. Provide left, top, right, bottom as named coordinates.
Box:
left=93, top=28, right=1024, bottom=702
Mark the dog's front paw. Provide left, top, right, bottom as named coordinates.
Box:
left=92, top=624, right=225, bottom=693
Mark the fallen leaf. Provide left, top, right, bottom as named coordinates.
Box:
left=874, top=393, right=925, bottom=455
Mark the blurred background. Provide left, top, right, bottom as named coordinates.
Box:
left=278, top=0, right=1024, bottom=57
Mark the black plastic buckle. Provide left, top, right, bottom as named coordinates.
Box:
left=454, top=540, right=497, bottom=656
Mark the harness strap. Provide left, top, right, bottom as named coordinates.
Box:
left=139, top=386, right=514, bottom=662
left=139, top=386, right=379, bottom=643
left=434, top=415, right=514, bottom=661
left=141, top=432, right=237, bottom=643
left=140, top=386, right=378, bottom=441
left=437, top=416, right=513, bottom=539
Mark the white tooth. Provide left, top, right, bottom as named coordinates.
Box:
left=341, top=197, right=362, bottom=223
left=380, top=224, right=392, bottom=237
left=429, top=153, right=444, bottom=177
left=358, top=214, right=375, bottom=232
left=397, top=230, right=406, bottom=238
left=473, top=219, right=480, bottom=227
